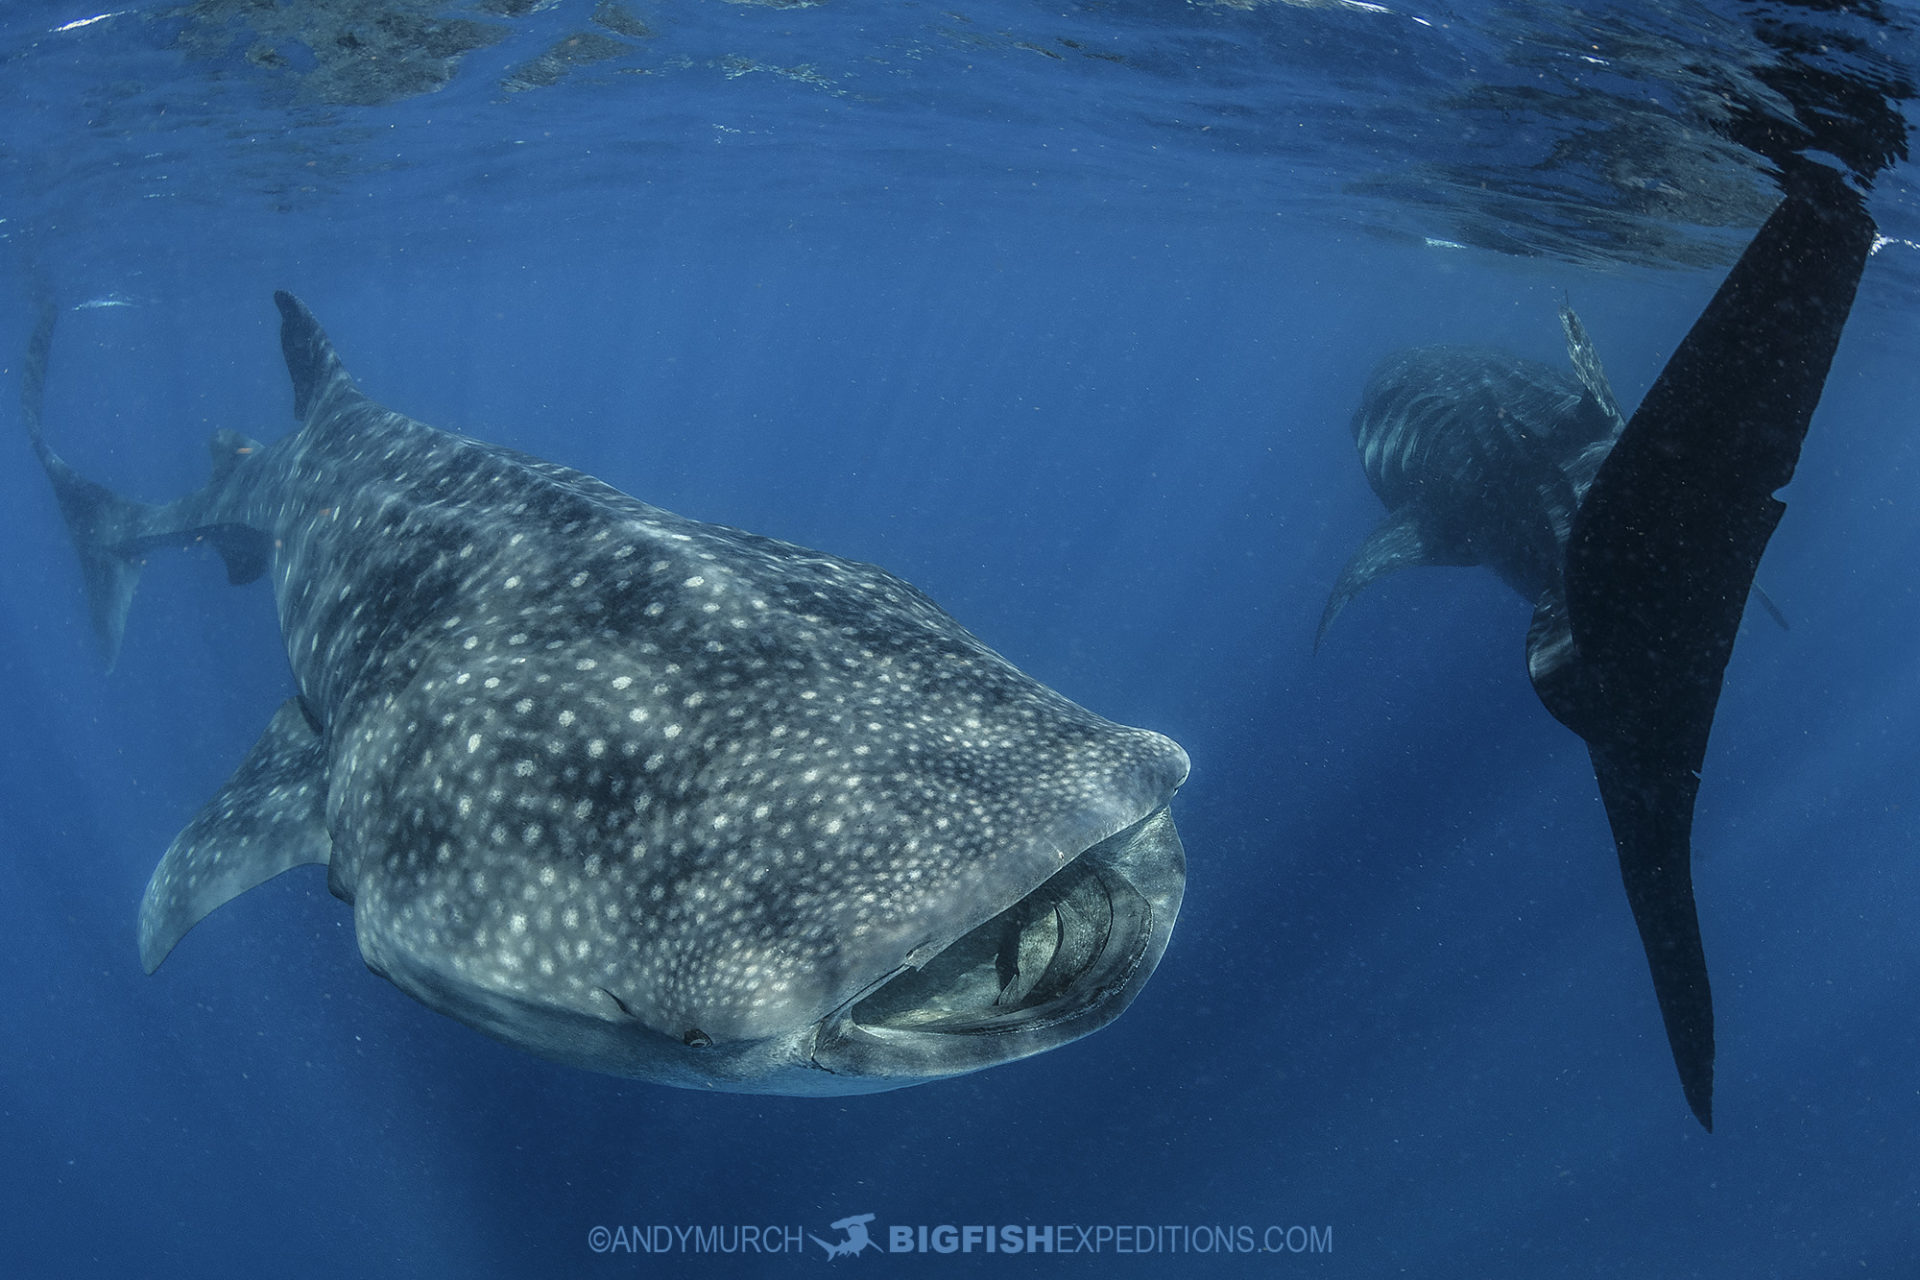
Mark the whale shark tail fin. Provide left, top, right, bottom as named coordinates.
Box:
left=1593, top=739, right=1718, bottom=1130
left=23, top=300, right=153, bottom=669
left=1316, top=506, right=1473, bottom=651
left=1530, top=166, right=1877, bottom=1130
left=25, top=300, right=274, bottom=669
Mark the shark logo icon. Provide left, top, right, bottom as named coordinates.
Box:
left=810, top=1213, right=878, bottom=1259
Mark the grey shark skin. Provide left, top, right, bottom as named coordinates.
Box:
left=1322, top=165, right=1877, bottom=1130
left=26, top=292, right=1189, bottom=1095
left=1315, top=311, right=1625, bottom=649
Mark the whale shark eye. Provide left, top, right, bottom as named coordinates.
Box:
left=682, top=1028, right=712, bottom=1049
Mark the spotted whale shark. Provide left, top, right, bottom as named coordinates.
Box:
left=1314, top=306, right=1625, bottom=650
left=1321, top=167, right=1877, bottom=1129
left=25, top=292, right=1189, bottom=1094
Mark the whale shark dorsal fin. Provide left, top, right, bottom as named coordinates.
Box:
left=1316, top=505, right=1474, bottom=650
left=273, top=291, right=359, bottom=425
left=137, top=699, right=333, bottom=973
left=206, top=428, right=263, bottom=487
left=1558, top=303, right=1625, bottom=432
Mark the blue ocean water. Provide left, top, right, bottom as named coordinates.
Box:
left=3, top=0, right=1918, bottom=1275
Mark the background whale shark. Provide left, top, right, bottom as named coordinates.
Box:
left=1315, top=306, right=1625, bottom=650
left=1321, top=165, right=1878, bottom=1130
left=25, top=292, right=1190, bottom=1095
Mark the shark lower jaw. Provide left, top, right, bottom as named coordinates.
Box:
left=807, top=804, right=1186, bottom=1085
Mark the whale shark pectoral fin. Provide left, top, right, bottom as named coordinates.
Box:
left=1316, top=506, right=1469, bottom=650
left=138, top=699, right=333, bottom=973
left=1524, top=584, right=1600, bottom=742
left=1588, top=743, right=1715, bottom=1131
left=1751, top=584, right=1790, bottom=631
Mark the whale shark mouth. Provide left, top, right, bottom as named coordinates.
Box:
left=854, top=854, right=1152, bottom=1033
left=811, top=806, right=1185, bottom=1082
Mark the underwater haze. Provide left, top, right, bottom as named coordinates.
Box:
left=3, top=0, right=1919, bottom=1275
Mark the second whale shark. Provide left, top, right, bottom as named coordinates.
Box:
left=1315, top=306, right=1625, bottom=650
left=1320, top=167, right=1877, bottom=1129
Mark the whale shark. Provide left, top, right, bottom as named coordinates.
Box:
left=1315, top=306, right=1625, bottom=649
left=25, top=292, right=1189, bottom=1094
left=1321, top=165, right=1877, bottom=1129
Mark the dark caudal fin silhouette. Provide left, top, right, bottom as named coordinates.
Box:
left=1527, top=164, right=1877, bottom=1130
